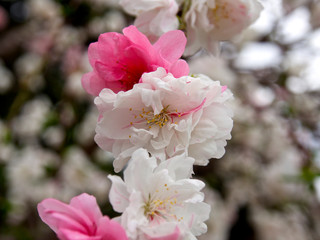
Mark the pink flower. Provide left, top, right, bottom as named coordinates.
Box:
left=38, top=193, right=128, bottom=240
left=81, top=25, right=189, bottom=96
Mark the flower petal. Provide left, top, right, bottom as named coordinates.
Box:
left=123, top=25, right=154, bottom=55
left=81, top=72, right=107, bottom=96
left=168, top=59, right=190, bottom=78
left=96, top=216, right=128, bottom=240
left=108, top=175, right=130, bottom=212
left=58, top=228, right=101, bottom=240
left=153, top=30, right=187, bottom=63
left=38, top=198, right=93, bottom=235
left=157, top=153, right=195, bottom=180
left=143, top=225, right=181, bottom=240
left=123, top=148, right=158, bottom=195
left=69, top=193, right=103, bottom=225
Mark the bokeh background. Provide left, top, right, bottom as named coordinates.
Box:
left=0, top=0, right=320, bottom=239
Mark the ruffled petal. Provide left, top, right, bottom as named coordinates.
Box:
left=123, top=25, right=154, bottom=55
left=123, top=149, right=158, bottom=195
left=81, top=72, right=107, bottom=96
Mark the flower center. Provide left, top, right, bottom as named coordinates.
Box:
left=211, top=1, right=230, bottom=25
left=144, top=106, right=171, bottom=128
left=128, top=106, right=173, bottom=130
left=115, top=60, right=148, bottom=91
left=209, top=1, right=247, bottom=29
left=143, top=186, right=184, bottom=222
left=126, top=98, right=206, bottom=134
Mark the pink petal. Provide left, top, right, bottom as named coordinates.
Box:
left=88, top=32, right=131, bottom=68
left=50, top=212, right=89, bottom=234
left=122, top=25, right=154, bottom=55
left=153, top=30, right=187, bottom=63
left=97, top=216, right=128, bottom=240
left=70, top=193, right=103, bottom=226
left=221, top=86, right=227, bottom=93
left=168, top=59, right=189, bottom=77
left=38, top=198, right=93, bottom=234
left=58, top=228, right=101, bottom=240
left=97, top=32, right=132, bottom=62
left=95, top=61, right=125, bottom=81
left=81, top=72, right=107, bottom=96
left=87, top=42, right=100, bottom=67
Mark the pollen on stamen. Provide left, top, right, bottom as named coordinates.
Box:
left=129, top=108, right=132, bottom=111
left=129, top=135, right=131, bottom=138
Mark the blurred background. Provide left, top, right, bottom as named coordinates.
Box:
left=0, top=0, right=320, bottom=239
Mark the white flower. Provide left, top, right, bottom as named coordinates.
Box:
left=184, top=0, right=263, bottom=55
left=12, top=97, right=51, bottom=141
left=119, top=0, right=179, bottom=41
left=108, top=148, right=210, bottom=240
left=95, top=67, right=233, bottom=172
left=6, top=146, right=60, bottom=222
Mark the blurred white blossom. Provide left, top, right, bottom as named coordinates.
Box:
left=184, top=0, right=263, bottom=55
left=12, top=97, right=51, bottom=141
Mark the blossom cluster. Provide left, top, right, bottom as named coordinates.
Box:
left=2, top=0, right=320, bottom=239
left=36, top=0, right=263, bottom=239
left=119, top=0, right=262, bottom=54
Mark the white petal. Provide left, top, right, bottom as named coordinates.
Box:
left=108, top=175, right=130, bottom=213
left=124, top=148, right=158, bottom=197
left=157, top=154, right=195, bottom=180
